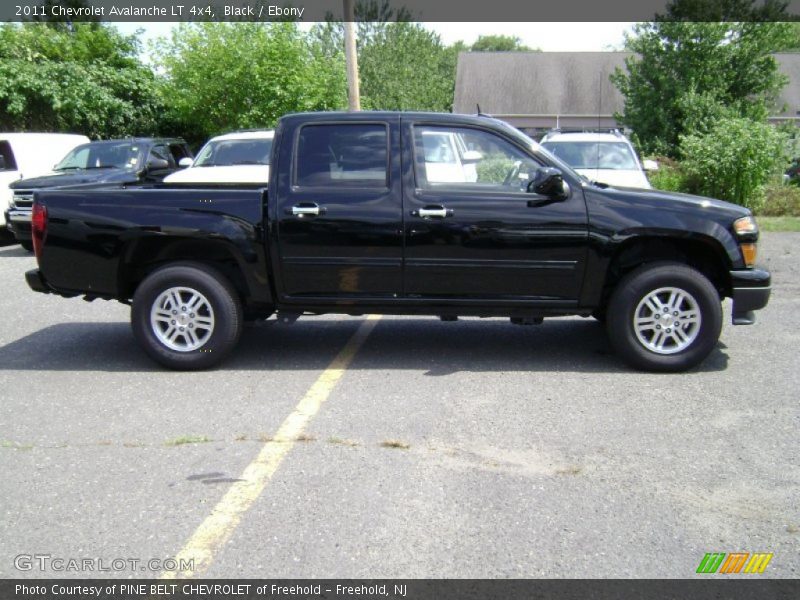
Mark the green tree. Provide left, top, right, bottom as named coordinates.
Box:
left=470, top=35, right=536, bottom=52
left=311, top=16, right=457, bottom=112
left=611, top=17, right=794, bottom=156
left=358, top=22, right=458, bottom=111
left=154, top=22, right=347, bottom=146
left=680, top=116, right=788, bottom=210
left=0, top=22, right=161, bottom=137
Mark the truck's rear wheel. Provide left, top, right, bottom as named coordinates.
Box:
left=132, top=263, right=242, bottom=370
left=606, top=262, right=722, bottom=372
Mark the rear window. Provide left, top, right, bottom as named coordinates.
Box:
left=295, top=124, right=388, bottom=188
left=0, top=141, right=17, bottom=171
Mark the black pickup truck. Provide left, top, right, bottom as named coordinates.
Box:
left=25, top=112, right=770, bottom=372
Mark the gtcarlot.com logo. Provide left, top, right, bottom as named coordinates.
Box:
left=14, top=554, right=194, bottom=573
left=696, top=552, right=773, bottom=574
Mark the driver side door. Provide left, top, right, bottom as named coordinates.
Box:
left=402, top=121, right=589, bottom=303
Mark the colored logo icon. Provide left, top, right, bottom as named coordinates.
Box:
left=696, top=552, right=773, bottom=574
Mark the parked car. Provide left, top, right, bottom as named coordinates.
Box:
left=164, top=130, right=274, bottom=185
left=25, top=112, right=769, bottom=373
left=540, top=130, right=656, bottom=189
left=5, top=138, right=192, bottom=250
left=1, top=133, right=88, bottom=239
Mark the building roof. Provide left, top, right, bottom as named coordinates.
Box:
left=453, top=51, right=800, bottom=121
left=454, top=52, right=630, bottom=118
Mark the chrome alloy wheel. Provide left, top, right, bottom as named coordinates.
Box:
left=150, top=287, right=215, bottom=352
left=633, top=286, right=701, bottom=355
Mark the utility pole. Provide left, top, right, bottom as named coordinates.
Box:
left=343, top=0, right=361, bottom=111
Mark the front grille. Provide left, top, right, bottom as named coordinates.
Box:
left=12, top=191, right=33, bottom=210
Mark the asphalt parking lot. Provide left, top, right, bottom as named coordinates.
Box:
left=0, top=234, right=798, bottom=579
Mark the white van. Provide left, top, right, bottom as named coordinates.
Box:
left=0, top=133, right=89, bottom=231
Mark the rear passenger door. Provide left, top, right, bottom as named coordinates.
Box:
left=275, top=118, right=403, bottom=301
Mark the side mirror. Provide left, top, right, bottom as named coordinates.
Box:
left=461, top=150, right=483, bottom=163
left=178, top=157, right=193, bottom=168
left=528, top=167, right=569, bottom=200
left=147, top=157, right=170, bottom=171
left=642, top=159, right=659, bottom=171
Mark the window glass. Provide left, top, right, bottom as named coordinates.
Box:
left=55, top=143, right=140, bottom=170
left=194, top=139, right=273, bottom=167
left=169, top=143, right=192, bottom=163
left=149, top=145, right=175, bottom=168
left=296, top=124, right=387, bottom=187
left=414, top=126, right=539, bottom=192
left=0, top=141, right=17, bottom=171
left=540, top=141, right=638, bottom=170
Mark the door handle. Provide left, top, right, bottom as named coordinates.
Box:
left=413, top=206, right=453, bottom=218
left=289, top=204, right=324, bottom=217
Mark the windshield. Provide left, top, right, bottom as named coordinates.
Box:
left=55, top=142, right=141, bottom=171
left=194, top=138, right=273, bottom=167
left=541, top=141, right=639, bottom=171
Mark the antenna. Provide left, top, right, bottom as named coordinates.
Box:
left=476, top=103, right=482, bottom=115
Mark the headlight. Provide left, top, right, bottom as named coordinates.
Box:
left=733, top=216, right=758, bottom=267
left=733, top=216, right=758, bottom=236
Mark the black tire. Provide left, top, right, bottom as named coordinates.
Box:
left=131, top=262, right=243, bottom=370
left=606, top=261, right=722, bottom=372
left=20, top=240, right=33, bottom=252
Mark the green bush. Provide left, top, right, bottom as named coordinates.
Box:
left=758, top=182, right=800, bottom=217
left=679, top=117, right=789, bottom=211
left=647, top=157, right=689, bottom=193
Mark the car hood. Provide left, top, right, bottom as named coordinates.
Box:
left=164, top=165, right=269, bottom=184
left=590, top=183, right=751, bottom=220
left=9, top=168, right=140, bottom=190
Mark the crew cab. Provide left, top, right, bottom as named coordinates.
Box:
left=25, top=112, right=770, bottom=372
left=6, top=138, right=192, bottom=250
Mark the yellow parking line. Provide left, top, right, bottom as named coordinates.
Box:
left=163, top=316, right=381, bottom=579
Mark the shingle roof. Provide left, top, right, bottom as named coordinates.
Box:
left=453, top=51, right=800, bottom=119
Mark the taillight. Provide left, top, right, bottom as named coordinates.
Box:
left=31, top=202, right=47, bottom=260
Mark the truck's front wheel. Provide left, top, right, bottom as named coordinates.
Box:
left=606, top=262, right=722, bottom=372
left=132, top=263, right=243, bottom=370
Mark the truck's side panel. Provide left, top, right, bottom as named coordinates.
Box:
left=37, top=187, right=270, bottom=303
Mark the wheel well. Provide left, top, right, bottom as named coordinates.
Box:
left=599, top=237, right=731, bottom=309
left=119, top=238, right=249, bottom=302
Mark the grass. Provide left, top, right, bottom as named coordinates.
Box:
left=1, top=440, right=33, bottom=451
left=164, top=435, right=211, bottom=447
left=328, top=436, right=360, bottom=447
left=757, top=216, right=800, bottom=232
left=380, top=439, right=411, bottom=450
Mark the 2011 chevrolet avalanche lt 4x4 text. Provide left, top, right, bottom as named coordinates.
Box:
left=24, top=112, right=770, bottom=371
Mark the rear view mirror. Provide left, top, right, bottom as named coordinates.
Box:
left=147, top=157, right=170, bottom=171
left=528, top=167, right=569, bottom=200
left=461, top=150, right=483, bottom=163
left=178, top=157, right=193, bottom=168
left=643, top=159, right=659, bottom=171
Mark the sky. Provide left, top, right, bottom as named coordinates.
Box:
left=115, top=22, right=635, bottom=55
